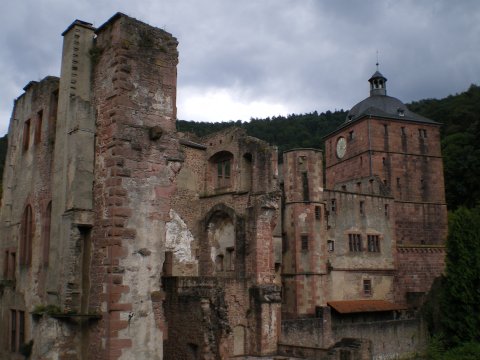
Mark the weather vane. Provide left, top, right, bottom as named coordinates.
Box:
left=376, top=50, right=379, bottom=70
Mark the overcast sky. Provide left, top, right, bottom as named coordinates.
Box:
left=1, top=0, right=479, bottom=136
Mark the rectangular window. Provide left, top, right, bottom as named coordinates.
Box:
left=302, top=172, right=309, bottom=201
left=384, top=124, right=388, bottom=135
left=359, top=201, right=365, bottom=215
left=356, top=182, right=361, bottom=193
left=363, top=279, right=372, bottom=296
left=367, top=235, right=380, bottom=252
left=348, top=130, right=355, bottom=141
left=419, top=129, right=427, bottom=138
left=331, top=199, right=336, bottom=213
left=10, top=309, right=25, bottom=352
left=401, top=127, right=406, bottom=136
left=224, top=160, right=231, bottom=178
left=22, top=119, right=31, bottom=151
left=315, top=206, right=321, bottom=220
left=10, top=310, right=16, bottom=351
left=4, top=250, right=16, bottom=280
left=34, top=110, right=43, bottom=144
left=3, top=250, right=8, bottom=278
left=348, top=234, right=362, bottom=252
left=226, top=247, right=234, bottom=271
left=327, top=240, right=334, bottom=252
left=301, top=235, right=309, bottom=251
left=384, top=204, right=389, bottom=218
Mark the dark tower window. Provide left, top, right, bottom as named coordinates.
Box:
left=301, top=235, right=309, bottom=251
left=315, top=206, right=321, bottom=220
left=302, top=172, right=309, bottom=201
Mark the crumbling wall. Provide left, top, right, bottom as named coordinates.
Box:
left=0, top=76, right=59, bottom=358
left=89, top=13, right=180, bottom=360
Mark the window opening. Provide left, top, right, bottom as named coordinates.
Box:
left=348, top=234, right=362, bottom=252
left=363, top=279, right=372, bottom=296
left=367, top=235, right=380, bottom=252
left=35, top=110, right=43, bottom=144
left=327, top=240, right=334, bottom=252
left=302, top=172, right=309, bottom=201
left=301, top=235, right=309, bottom=251
left=331, top=199, right=336, bottom=213
left=23, top=119, right=31, bottom=151
left=359, top=201, right=365, bottom=215
left=20, top=205, right=33, bottom=265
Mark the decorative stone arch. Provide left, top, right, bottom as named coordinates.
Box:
left=200, top=204, right=246, bottom=277
left=208, top=151, right=234, bottom=190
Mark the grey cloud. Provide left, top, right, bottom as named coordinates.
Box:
left=1, top=0, right=479, bottom=135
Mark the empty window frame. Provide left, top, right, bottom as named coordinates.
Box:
left=302, top=172, right=309, bottom=201
left=384, top=204, right=389, bottom=218
left=10, top=309, right=25, bottom=353
left=301, top=235, right=309, bottom=251
left=34, top=110, right=43, bottom=144
left=22, top=119, right=31, bottom=151
left=348, top=130, right=355, bottom=141
left=20, top=205, right=34, bottom=265
left=367, top=235, right=380, bottom=252
left=331, top=199, right=337, bottom=213
left=348, top=233, right=362, bottom=252
left=363, top=279, right=372, bottom=296
left=359, top=201, right=365, bottom=215
left=315, top=206, right=321, bottom=220
left=3, top=250, right=16, bottom=280
left=418, top=129, right=427, bottom=138
left=216, top=157, right=232, bottom=188
left=327, top=240, right=334, bottom=252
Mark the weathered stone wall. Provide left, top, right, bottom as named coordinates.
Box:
left=333, top=318, right=427, bottom=360
left=88, top=13, right=180, bottom=360
left=163, top=277, right=252, bottom=359
left=0, top=76, right=59, bottom=358
left=395, top=247, right=445, bottom=305
left=324, top=117, right=447, bottom=247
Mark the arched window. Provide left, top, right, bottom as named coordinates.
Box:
left=42, top=202, right=52, bottom=266
left=20, top=205, right=34, bottom=265
left=209, top=151, right=234, bottom=189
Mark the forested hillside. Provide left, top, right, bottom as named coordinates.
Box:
left=178, top=84, right=480, bottom=210
left=178, top=110, right=346, bottom=155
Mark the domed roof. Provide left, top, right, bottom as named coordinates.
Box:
left=345, top=70, right=437, bottom=124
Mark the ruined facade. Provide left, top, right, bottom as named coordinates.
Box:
left=0, top=13, right=446, bottom=360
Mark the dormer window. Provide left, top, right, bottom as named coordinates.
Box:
left=397, top=108, right=405, bottom=117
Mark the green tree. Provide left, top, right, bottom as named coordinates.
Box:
left=441, top=207, right=480, bottom=346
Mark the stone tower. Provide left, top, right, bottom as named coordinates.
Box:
left=324, top=69, right=447, bottom=304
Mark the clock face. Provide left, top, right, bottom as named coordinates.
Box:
left=336, top=137, right=347, bottom=158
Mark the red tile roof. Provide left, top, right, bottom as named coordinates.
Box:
left=327, top=300, right=406, bottom=314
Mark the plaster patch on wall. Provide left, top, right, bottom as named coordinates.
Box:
left=166, top=209, right=195, bottom=263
